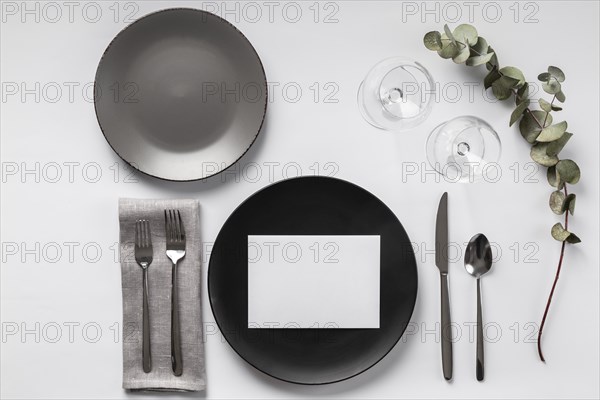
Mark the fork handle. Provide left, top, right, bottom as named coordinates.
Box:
left=171, top=262, right=183, bottom=376
left=142, top=268, right=151, bottom=373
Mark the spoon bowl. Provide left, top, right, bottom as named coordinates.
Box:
left=465, top=233, right=493, bottom=278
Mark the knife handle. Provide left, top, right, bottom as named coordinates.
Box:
left=440, top=273, right=453, bottom=381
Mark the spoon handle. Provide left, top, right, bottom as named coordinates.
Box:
left=476, top=278, right=484, bottom=381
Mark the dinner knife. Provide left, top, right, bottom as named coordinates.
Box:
left=436, top=192, right=452, bottom=380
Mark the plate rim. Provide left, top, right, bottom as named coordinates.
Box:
left=93, top=7, right=268, bottom=182
left=207, top=176, right=418, bottom=385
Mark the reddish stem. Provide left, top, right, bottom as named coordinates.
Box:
left=473, top=48, right=572, bottom=362
left=537, top=184, right=569, bottom=362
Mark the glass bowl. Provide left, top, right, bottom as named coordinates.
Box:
left=426, top=116, right=502, bottom=182
left=358, top=57, right=435, bottom=131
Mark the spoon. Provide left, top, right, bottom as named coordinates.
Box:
left=464, top=233, right=493, bottom=381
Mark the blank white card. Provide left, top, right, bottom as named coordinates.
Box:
left=248, top=235, right=380, bottom=328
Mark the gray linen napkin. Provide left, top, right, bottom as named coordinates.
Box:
left=118, top=198, right=205, bottom=391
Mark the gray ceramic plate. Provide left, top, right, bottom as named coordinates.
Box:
left=94, top=8, right=267, bottom=181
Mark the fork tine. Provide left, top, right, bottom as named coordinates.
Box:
left=174, top=211, right=181, bottom=241
left=168, top=210, right=174, bottom=241
left=164, top=211, right=168, bottom=242
left=164, top=211, right=167, bottom=242
left=171, top=210, right=175, bottom=241
left=138, top=220, right=143, bottom=247
left=166, top=210, right=170, bottom=242
left=172, top=210, right=177, bottom=241
left=177, top=210, right=185, bottom=240
left=140, top=220, right=144, bottom=247
left=144, top=220, right=151, bottom=247
left=135, top=220, right=140, bottom=247
left=142, top=220, right=147, bottom=247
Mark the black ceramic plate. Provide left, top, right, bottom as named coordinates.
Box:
left=94, top=8, right=267, bottom=181
left=208, top=176, right=418, bottom=384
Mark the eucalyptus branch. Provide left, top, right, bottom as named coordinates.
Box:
left=423, top=24, right=582, bottom=362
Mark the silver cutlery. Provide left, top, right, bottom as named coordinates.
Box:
left=465, top=233, right=493, bottom=381
left=435, top=192, right=452, bottom=380
left=134, top=219, right=153, bottom=373
left=165, top=210, right=186, bottom=376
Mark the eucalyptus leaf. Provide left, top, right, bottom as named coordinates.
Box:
left=470, top=36, right=488, bottom=56
left=531, top=143, right=559, bottom=167
left=551, top=224, right=581, bottom=243
left=551, top=222, right=571, bottom=242
left=519, top=110, right=552, bottom=143
left=547, top=166, right=564, bottom=190
left=499, top=66, right=525, bottom=85
left=439, top=33, right=453, bottom=48
left=539, top=98, right=552, bottom=112
left=549, top=190, right=566, bottom=214
left=556, top=159, right=581, bottom=184
left=491, top=80, right=511, bottom=100
left=537, top=121, right=568, bottom=142
left=510, top=99, right=530, bottom=126
left=467, top=52, right=495, bottom=67
left=424, top=31, right=443, bottom=51
left=453, top=45, right=471, bottom=64
left=453, top=24, right=478, bottom=45
left=543, top=78, right=561, bottom=94
left=492, top=76, right=519, bottom=100
left=483, top=66, right=501, bottom=88
left=438, top=42, right=460, bottom=59
left=444, top=24, right=456, bottom=44
left=555, top=90, right=566, bottom=103
left=551, top=105, right=563, bottom=111
left=485, top=46, right=498, bottom=71
left=566, top=232, right=581, bottom=244
left=548, top=66, right=565, bottom=82
left=517, top=82, right=529, bottom=102
left=546, top=132, right=573, bottom=157
left=538, top=72, right=551, bottom=82
left=563, top=193, right=576, bottom=215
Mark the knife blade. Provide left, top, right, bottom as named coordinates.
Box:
left=435, top=192, right=452, bottom=381
left=436, top=192, right=448, bottom=274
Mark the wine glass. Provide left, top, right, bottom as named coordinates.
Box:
left=358, top=57, right=435, bottom=131
left=426, top=116, right=502, bottom=183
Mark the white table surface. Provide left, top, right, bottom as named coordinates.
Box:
left=1, top=1, right=599, bottom=399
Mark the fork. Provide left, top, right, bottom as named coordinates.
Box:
left=134, top=219, right=153, bottom=373
left=165, top=210, right=186, bottom=376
